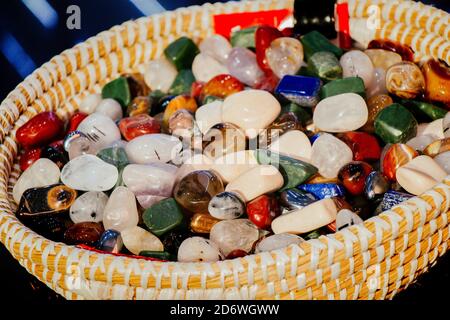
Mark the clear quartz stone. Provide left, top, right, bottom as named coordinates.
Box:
left=209, top=219, right=259, bottom=256
left=225, top=47, right=264, bottom=86
left=199, top=34, right=232, bottom=64
left=266, top=37, right=304, bottom=79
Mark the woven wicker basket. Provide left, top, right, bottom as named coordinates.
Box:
left=0, top=0, right=449, bottom=300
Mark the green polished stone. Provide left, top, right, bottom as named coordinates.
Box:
left=300, top=30, right=343, bottom=61
left=308, top=51, right=342, bottom=82
left=164, top=36, right=199, bottom=70
left=296, top=66, right=317, bottom=77
left=102, top=77, right=131, bottom=109
left=320, top=77, right=366, bottom=99
left=281, top=102, right=312, bottom=127
left=169, top=69, right=195, bottom=95
left=230, top=26, right=257, bottom=48
left=97, top=147, right=129, bottom=169
left=399, top=99, right=447, bottom=122
left=255, top=149, right=318, bottom=191
left=202, top=95, right=223, bottom=105
left=139, top=250, right=175, bottom=261
left=374, top=103, right=418, bottom=144
left=143, top=198, right=184, bottom=237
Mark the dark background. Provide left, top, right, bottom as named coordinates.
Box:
left=0, top=0, right=449, bottom=301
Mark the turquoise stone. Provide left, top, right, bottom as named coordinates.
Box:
left=300, top=30, right=343, bottom=61
left=255, top=149, right=318, bottom=191
left=143, top=198, right=184, bottom=237
left=169, top=69, right=196, bottom=95
left=97, top=147, right=129, bottom=169
left=139, top=250, right=174, bottom=261
left=320, top=77, right=366, bottom=99
left=102, top=77, right=131, bottom=109
left=164, top=37, right=199, bottom=70
left=281, top=102, right=312, bottom=127
left=399, top=99, right=447, bottom=121
left=374, top=103, right=418, bottom=144
left=308, top=51, right=342, bottom=82
left=230, top=26, right=257, bottom=48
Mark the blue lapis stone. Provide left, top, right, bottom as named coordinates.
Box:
left=309, top=132, right=325, bottom=144
left=275, top=75, right=322, bottom=107
left=297, top=183, right=345, bottom=199
left=380, top=190, right=413, bottom=211
left=97, top=229, right=123, bottom=253
left=279, top=188, right=318, bottom=210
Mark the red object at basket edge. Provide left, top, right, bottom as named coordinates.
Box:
left=336, top=2, right=351, bottom=49
left=213, top=9, right=292, bottom=39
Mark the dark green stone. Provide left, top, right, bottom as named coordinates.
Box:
left=374, top=103, right=418, bottom=144
left=398, top=99, right=447, bottom=121
left=320, top=77, right=366, bottom=99
left=101, top=77, right=131, bottom=109
left=164, top=36, right=199, bottom=70
left=300, top=30, right=343, bottom=61
left=139, top=250, right=175, bottom=261
left=307, top=51, right=342, bottom=82
left=296, top=66, right=317, bottom=77
left=143, top=198, right=184, bottom=237
left=255, top=149, right=318, bottom=191
left=169, top=69, right=195, bottom=95
left=97, top=147, right=129, bottom=169
left=202, top=95, right=223, bottom=105
left=305, top=230, right=321, bottom=240
left=281, top=102, right=312, bottom=127
left=230, top=26, right=257, bottom=48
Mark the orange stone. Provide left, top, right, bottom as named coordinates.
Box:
left=119, top=114, right=161, bottom=141
left=163, top=95, right=198, bottom=127
left=200, top=74, right=244, bottom=101
left=190, top=213, right=220, bottom=234
left=422, top=59, right=450, bottom=105
left=382, top=143, right=418, bottom=181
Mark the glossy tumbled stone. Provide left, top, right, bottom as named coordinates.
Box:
left=368, top=39, right=414, bottom=61
left=16, top=112, right=64, bottom=149
left=212, top=150, right=259, bottom=183
left=308, top=51, right=343, bottom=81
left=300, top=30, right=343, bottom=61
left=144, top=57, right=178, bottom=93
left=279, top=188, right=317, bottom=210
left=80, top=93, right=101, bottom=114
left=177, top=237, right=222, bottom=262
left=119, top=114, right=160, bottom=141
left=255, top=233, right=304, bottom=253
left=61, top=155, right=118, bottom=191
left=230, top=26, right=257, bottom=48
left=407, top=134, right=438, bottom=152
left=41, top=145, right=69, bottom=169
left=143, top=198, right=184, bottom=237
left=364, top=49, right=402, bottom=71
left=67, top=112, right=88, bottom=133
left=70, top=191, right=108, bottom=224
left=64, top=222, right=104, bottom=246
left=164, top=36, right=199, bottom=70
left=399, top=100, right=447, bottom=122
left=200, top=74, right=244, bottom=102
left=162, top=95, right=197, bottom=127
left=313, top=93, right=368, bottom=132
left=77, top=113, right=121, bottom=152
left=123, top=163, right=177, bottom=209
left=95, top=98, right=123, bottom=122
left=340, top=50, right=375, bottom=88
left=101, top=77, right=131, bottom=109
left=379, top=190, right=413, bottom=211
left=422, top=59, right=450, bottom=104
left=364, top=171, right=390, bottom=200
left=396, top=155, right=447, bottom=195
left=199, top=34, right=231, bottom=64
left=360, top=94, right=393, bottom=133
left=337, top=132, right=381, bottom=162
left=281, top=102, right=312, bottom=127
left=202, top=123, right=246, bottom=160
left=190, top=213, right=220, bottom=233
left=102, top=186, right=139, bottom=232
left=435, top=151, right=450, bottom=173
left=19, top=147, right=42, bottom=171
left=246, top=194, right=281, bottom=230
left=266, top=37, right=304, bottom=79
left=226, top=47, right=264, bottom=86
left=275, top=75, right=321, bottom=107
left=192, top=53, right=228, bottom=83
left=121, top=226, right=164, bottom=255
left=367, top=67, right=388, bottom=98
left=210, top=219, right=259, bottom=256
left=258, top=113, right=303, bottom=148
left=386, top=62, right=425, bottom=99
left=127, top=96, right=152, bottom=117
left=255, top=25, right=283, bottom=71
left=97, top=229, right=123, bottom=253
left=222, top=89, right=281, bottom=139
left=170, top=69, right=196, bottom=95
left=374, top=103, right=418, bottom=144
left=423, top=138, right=450, bottom=157
left=337, top=161, right=373, bottom=196
left=268, top=130, right=312, bottom=162
left=271, top=198, right=337, bottom=234
left=381, top=143, right=418, bottom=181
left=13, top=158, right=61, bottom=204
left=208, top=191, right=245, bottom=220
left=125, top=134, right=182, bottom=164
left=417, top=118, right=445, bottom=139
left=97, top=146, right=129, bottom=169
left=297, top=183, right=345, bottom=199
left=174, top=170, right=224, bottom=213
left=319, top=77, right=366, bottom=99
left=311, top=133, right=353, bottom=178
left=255, top=149, right=317, bottom=191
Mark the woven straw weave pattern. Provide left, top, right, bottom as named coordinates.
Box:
left=0, top=0, right=449, bottom=300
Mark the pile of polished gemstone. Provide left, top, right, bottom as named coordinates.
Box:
left=13, top=25, right=450, bottom=262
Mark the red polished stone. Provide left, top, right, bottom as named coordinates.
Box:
left=67, top=112, right=88, bottom=133
left=381, top=143, right=418, bottom=181
left=246, top=194, right=281, bottom=230
left=16, top=112, right=64, bottom=149
left=280, top=27, right=293, bottom=37
left=226, top=249, right=248, bottom=259
left=19, top=147, right=42, bottom=171
left=337, top=161, right=373, bottom=196
left=119, top=114, right=161, bottom=141
left=338, top=132, right=381, bottom=162
left=200, top=74, right=244, bottom=101
left=255, top=25, right=283, bottom=72
left=191, top=81, right=204, bottom=101
left=368, top=39, right=414, bottom=61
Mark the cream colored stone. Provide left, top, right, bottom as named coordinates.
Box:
left=212, top=150, right=259, bottom=183
left=103, top=186, right=139, bottom=231
left=176, top=154, right=214, bottom=182
left=269, top=130, right=312, bottom=162
left=271, top=198, right=337, bottom=234
left=192, top=53, right=228, bottom=82
left=417, top=119, right=444, bottom=139
left=195, top=100, right=223, bottom=134
left=396, top=155, right=447, bottom=195
left=121, top=226, right=163, bottom=255
left=222, top=90, right=281, bottom=139
left=79, top=93, right=101, bottom=114
left=225, top=165, right=284, bottom=202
